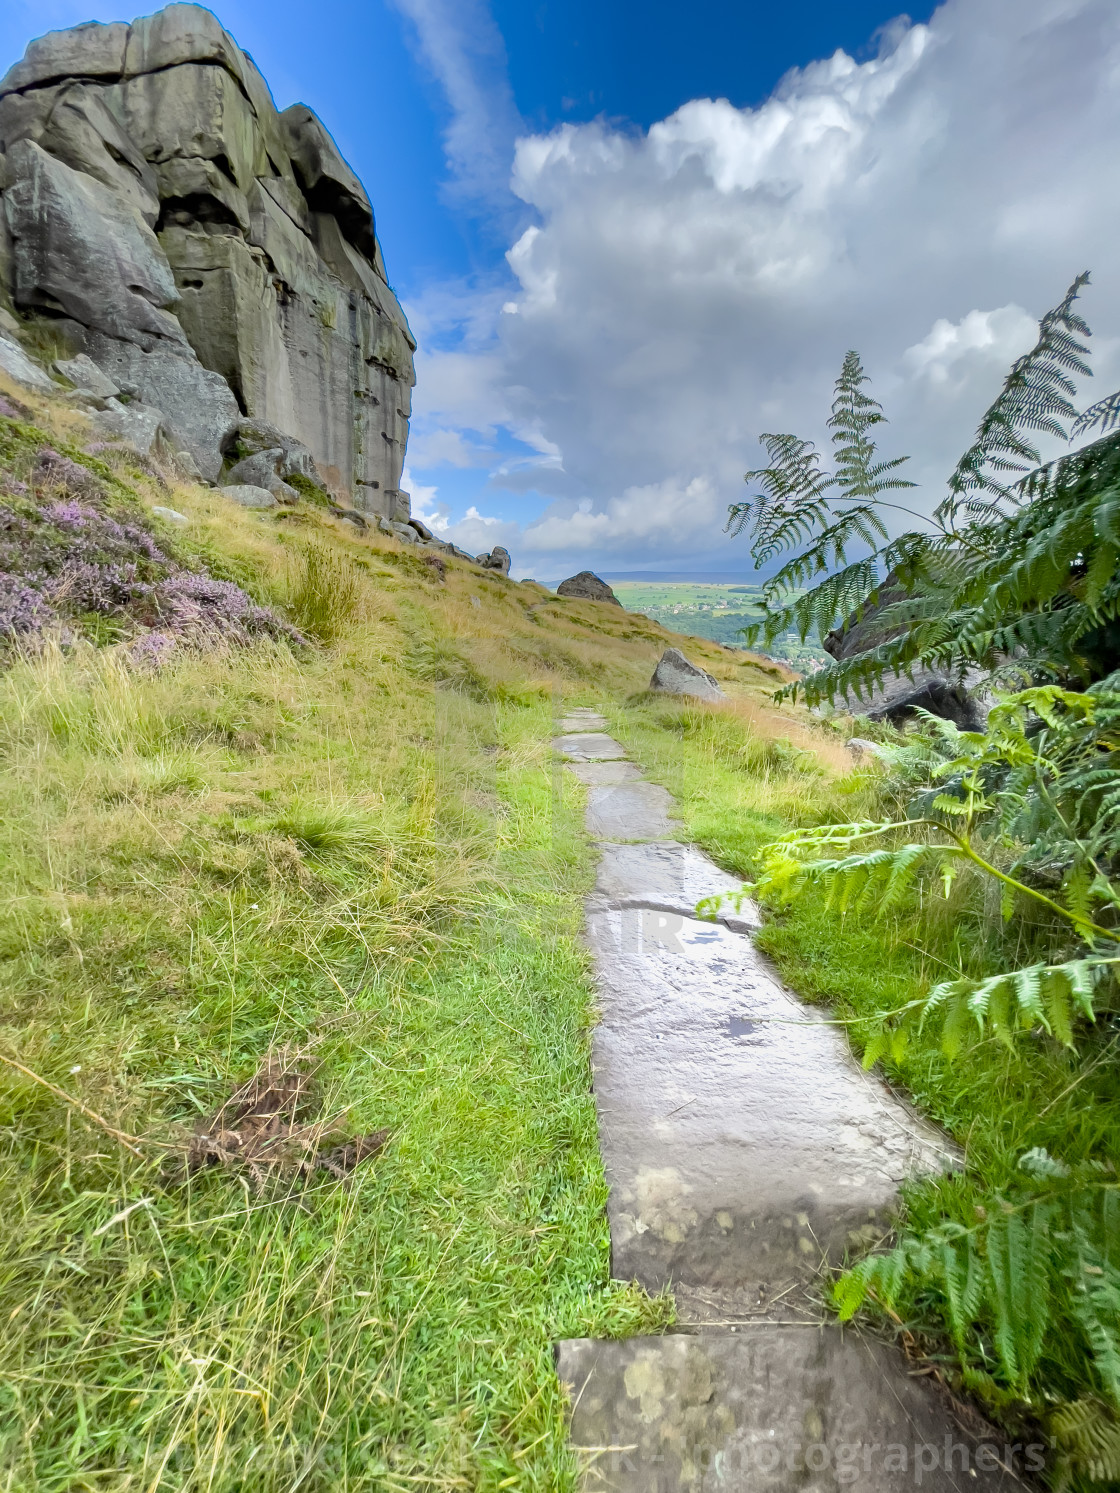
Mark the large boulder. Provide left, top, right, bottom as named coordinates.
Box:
left=556, top=570, right=621, bottom=605
left=3, top=138, right=182, bottom=346
left=477, top=546, right=511, bottom=576
left=824, top=575, right=988, bottom=730
left=0, top=330, right=53, bottom=391
left=649, top=648, right=726, bottom=700
left=0, top=3, right=415, bottom=507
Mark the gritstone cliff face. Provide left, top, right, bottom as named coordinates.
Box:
left=0, top=3, right=415, bottom=516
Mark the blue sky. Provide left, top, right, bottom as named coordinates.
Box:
left=4, top=1, right=1119, bottom=579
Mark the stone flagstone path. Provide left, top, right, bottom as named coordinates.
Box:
left=551, top=708, right=1028, bottom=1492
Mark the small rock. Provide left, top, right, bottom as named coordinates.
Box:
left=174, top=449, right=203, bottom=481
left=330, top=506, right=368, bottom=531
left=151, top=505, right=189, bottom=526
left=222, top=484, right=277, bottom=510
left=0, top=334, right=54, bottom=393
left=556, top=570, right=621, bottom=605
left=845, top=737, right=881, bottom=760
left=649, top=647, right=726, bottom=700
left=273, top=479, right=301, bottom=506
left=91, top=398, right=166, bottom=454
left=52, top=354, right=119, bottom=401
left=223, top=449, right=284, bottom=489
left=0, top=308, right=20, bottom=337
left=408, top=516, right=435, bottom=541
left=390, top=522, right=418, bottom=544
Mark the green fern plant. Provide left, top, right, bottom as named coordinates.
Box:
left=716, top=677, right=1120, bottom=1051
left=728, top=274, right=1120, bottom=704
left=835, top=1151, right=1120, bottom=1420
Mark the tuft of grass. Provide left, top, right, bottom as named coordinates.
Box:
left=285, top=542, right=365, bottom=642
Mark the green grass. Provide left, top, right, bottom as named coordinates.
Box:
left=0, top=639, right=676, bottom=1491
left=1, top=392, right=778, bottom=1490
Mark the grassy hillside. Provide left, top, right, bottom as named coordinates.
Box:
left=0, top=372, right=823, bottom=1490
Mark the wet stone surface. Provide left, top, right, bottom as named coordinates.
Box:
left=585, top=908, right=954, bottom=1309
left=552, top=722, right=1001, bottom=1489
left=565, top=761, right=647, bottom=786
left=554, top=732, right=629, bottom=761
left=557, top=1333, right=1025, bottom=1492
left=586, top=782, right=679, bottom=841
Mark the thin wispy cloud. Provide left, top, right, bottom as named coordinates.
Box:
left=386, top=0, right=522, bottom=216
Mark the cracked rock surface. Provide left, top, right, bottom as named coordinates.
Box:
left=0, top=3, right=414, bottom=507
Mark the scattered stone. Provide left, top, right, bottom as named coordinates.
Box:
left=151, top=505, right=189, bottom=526
left=649, top=647, right=726, bottom=699
left=52, top=353, right=119, bottom=400
left=173, top=449, right=203, bottom=481
left=846, top=736, right=882, bottom=760
left=421, top=552, right=446, bottom=580
left=556, top=570, right=621, bottom=605
left=91, top=397, right=166, bottom=454
left=228, top=488, right=277, bottom=512
left=82, top=333, right=239, bottom=481
left=390, top=522, right=417, bottom=544
left=476, top=546, right=511, bottom=575
left=223, top=449, right=284, bottom=489
left=0, top=333, right=54, bottom=392
left=330, top=506, right=368, bottom=531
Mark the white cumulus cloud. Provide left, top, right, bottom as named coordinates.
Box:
left=405, top=0, right=1120, bottom=574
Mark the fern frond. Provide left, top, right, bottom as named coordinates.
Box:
left=940, top=273, right=1092, bottom=523
left=1074, top=387, right=1120, bottom=437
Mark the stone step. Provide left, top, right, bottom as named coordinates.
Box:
left=584, top=906, right=955, bottom=1317
left=554, top=732, right=629, bottom=761
left=556, top=1330, right=1028, bottom=1491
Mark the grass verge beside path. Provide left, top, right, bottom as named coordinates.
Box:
left=0, top=647, right=671, bottom=1489
left=609, top=693, right=1120, bottom=1464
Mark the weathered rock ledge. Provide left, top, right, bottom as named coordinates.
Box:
left=0, top=3, right=415, bottom=516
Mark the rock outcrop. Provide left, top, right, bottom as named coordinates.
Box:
left=649, top=648, right=725, bottom=700
left=476, top=546, right=511, bottom=576
left=824, top=575, right=987, bottom=730
left=556, top=570, right=621, bottom=605
left=0, top=4, right=415, bottom=510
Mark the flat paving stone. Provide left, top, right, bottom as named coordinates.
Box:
left=566, top=761, right=647, bottom=786
left=554, top=732, right=628, bottom=761
left=560, top=712, right=610, bottom=732
left=589, top=841, right=757, bottom=934
left=585, top=910, right=956, bottom=1311
left=586, top=782, right=679, bottom=840
left=557, top=1331, right=1025, bottom=1491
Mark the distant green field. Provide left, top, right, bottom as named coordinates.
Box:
left=610, top=581, right=826, bottom=669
